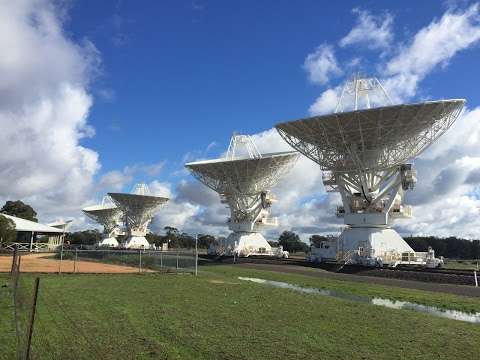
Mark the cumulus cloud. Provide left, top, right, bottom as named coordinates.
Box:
left=148, top=180, right=172, bottom=198
left=394, top=106, right=480, bottom=237
left=340, top=8, right=394, bottom=50
left=97, top=161, right=166, bottom=193
left=308, top=87, right=342, bottom=115
left=0, top=0, right=101, bottom=220
left=383, top=4, right=480, bottom=102
left=98, top=170, right=132, bottom=192
left=151, top=179, right=227, bottom=235
left=303, top=44, right=342, bottom=85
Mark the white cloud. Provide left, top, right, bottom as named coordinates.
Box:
left=151, top=178, right=226, bottom=235
left=97, top=161, right=167, bottom=193
left=148, top=180, right=172, bottom=198
left=151, top=201, right=201, bottom=233
left=340, top=8, right=394, bottom=50
left=308, top=87, right=342, bottom=115
left=400, top=108, right=480, bottom=224
left=96, top=87, right=116, bottom=102
left=303, top=44, right=342, bottom=85
left=383, top=3, right=480, bottom=102
left=142, top=161, right=166, bottom=177
left=98, top=170, right=132, bottom=192
left=0, top=0, right=101, bottom=220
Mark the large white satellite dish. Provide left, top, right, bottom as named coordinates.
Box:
left=276, top=75, right=465, bottom=266
left=185, top=133, right=299, bottom=257
left=82, top=196, right=123, bottom=247
left=108, top=183, right=169, bottom=249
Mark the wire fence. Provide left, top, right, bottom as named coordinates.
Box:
left=10, top=248, right=41, bottom=360
left=56, top=248, right=198, bottom=275
left=4, top=246, right=199, bottom=359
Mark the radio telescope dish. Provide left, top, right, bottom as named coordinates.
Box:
left=82, top=196, right=123, bottom=247
left=108, top=183, right=169, bottom=249
left=276, top=75, right=465, bottom=266
left=185, top=133, right=299, bottom=257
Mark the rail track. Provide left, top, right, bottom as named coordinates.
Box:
left=201, top=255, right=479, bottom=286
left=340, top=266, right=477, bottom=286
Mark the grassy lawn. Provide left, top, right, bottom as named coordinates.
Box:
left=444, top=259, right=480, bottom=271
left=0, top=266, right=479, bottom=360
left=206, top=266, right=480, bottom=313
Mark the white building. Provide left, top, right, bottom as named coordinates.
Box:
left=1, top=214, right=67, bottom=251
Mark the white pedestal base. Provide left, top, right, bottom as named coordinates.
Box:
left=342, top=227, right=414, bottom=265
left=310, top=227, right=415, bottom=265
left=209, top=232, right=277, bottom=257
left=125, top=236, right=150, bottom=249
left=98, top=237, right=119, bottom=248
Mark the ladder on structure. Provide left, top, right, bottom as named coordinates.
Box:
left=334, top=250, right=356, bottom=272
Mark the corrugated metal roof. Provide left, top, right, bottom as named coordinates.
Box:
left=1, top=214, right=64, bottom=233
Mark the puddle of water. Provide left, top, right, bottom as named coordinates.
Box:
left=238, top=277, right=480, bottom=324
left=208, top=280, right=240, bottom=285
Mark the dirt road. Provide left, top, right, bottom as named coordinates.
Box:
left=0, top=253, right=144, bottom=274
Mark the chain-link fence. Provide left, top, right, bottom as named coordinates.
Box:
left=56, top=249, right=198, bottom=275
left=10, top=248, right=41, bottom=360
left=3, top=246, right=199, bottom=359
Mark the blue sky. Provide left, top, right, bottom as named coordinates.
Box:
left=2, top=0, right=480, bottom=239
left=68, top=0, right=480, bottom=184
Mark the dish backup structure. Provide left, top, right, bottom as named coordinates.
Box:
left=108, top=183, right=169, bottom=249
left=185, top=134, right=299, bottom=257
left=82, top=196, right=123, bottom=247
left=276, top=76, right=465, bottom=267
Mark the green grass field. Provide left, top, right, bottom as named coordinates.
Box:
left=444, top=259, right=480, bottom=270
left=1, top=266, right=479, bottom=360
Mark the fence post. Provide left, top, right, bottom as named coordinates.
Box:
left=474, top=271, right=478, bottom=287
left=25, top=277, right=40, bottom=360
left=160, top=251, right=163, bottom=268
left=14, top=256, right=21, bottom=293
left=176, top=248, right=179, bottom=271
left=29, top=232, right=34, bottom=253
left=74, top=249, right=78, bottom=273
left=10, top=244, right=18, bottom=275
left=58, top=241, right=64, bottom=274
left=195, top=235, right=198, bottom=276
left=139, top=249, right=142, bottom=273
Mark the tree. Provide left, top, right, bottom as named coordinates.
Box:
left=267, top=240, right=279, bottom=247
left=278, top=231, right=308, bottom=253
left=404, top=236, right=480, bottom=259
left=1, top=200, right=38, bottom=222
left=471, top=240, right=480, bottom=260
left=197, top=234, right=216, bottom=249
left=146, top=233, right=166, bottom=247
left=308, top=235, right=328, bottom=248
left=179, top=233, right=196, bottom=248
left=0, top=214, right=16, bottom=246
left=164, top=226, right=180, bottom=247
left=66, top=230, right=102, bottom=246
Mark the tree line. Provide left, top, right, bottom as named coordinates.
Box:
left=404, top=236, right=480, bottom=260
